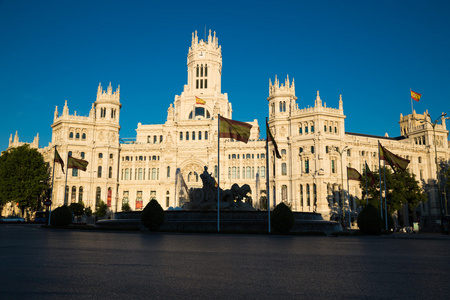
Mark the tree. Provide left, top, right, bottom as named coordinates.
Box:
left=141, top=199, right=165, bottom=231
left=360, top=166, right=427, bottom=214
left=69, top=202, right=85, bottom=219
left=122, top=202, right=131, bottom=212
left=95, top=200, right=108, bottom=218
left=0, top=145, right=50, bottom=215
left=271, top=202, right=294, bottom=234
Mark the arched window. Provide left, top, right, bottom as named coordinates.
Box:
left=282, top=185, right=287, bottom=201
left=78, top=186, right=83, bottom=203
left=167, top=166, right=170, bottom=178
left=71, top=186, right=76, bottom=203
left=152, top=168, right=157, bottom=180
left=109, top=166, right=112, bottom=178
left=192, top=131, right=195, bottom=140
left=300, top=185, right=304, bottom=207
left=138, top=168, right=143, bottom=180
left=69, top=132, right=74, bottom=139
left=260, top=166, right=265, bottom=178
left=205, top=131, right=208, bottom=140
left=180, top=132, right=183, bottom=140
left=186, top=132, right=189, bottom=141
left=96, top=187, right=101, bottom=206
left=282, top=163, right=287, bottom=175
left=97, top=166, right=102, bottom=178
left=82, top=133, right=86, bottom=140
left=198, top=131, right=202, bottom=140
left=281, top=149, right=287, bottom=155
left=75, top=133, right=80, bottom=139
left=306, top=184, right=310, bottom=206
left=125, top=168, right=129, bottom=180
left=232, top=167, right=236, bottom=179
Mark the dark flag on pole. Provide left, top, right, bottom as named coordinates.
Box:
left=219, top=115, right=252, bottom=143
left=266, top=120, right=282, bottom=159
left=67, top=155, right=89, bottom=171
left=54, top=149, right=64, bottom=174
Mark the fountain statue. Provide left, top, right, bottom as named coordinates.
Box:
left=182, top=166, right=255, bottom=211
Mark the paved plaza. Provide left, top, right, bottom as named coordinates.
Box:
left=1, top=225, right=449, bottom=299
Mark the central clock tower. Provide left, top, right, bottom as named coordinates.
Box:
left=186, top=30, right=223, bottom=95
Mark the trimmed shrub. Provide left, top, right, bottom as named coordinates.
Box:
left=51, top=205, right=72, bottom=226
left=141, top=199, right=165, bottom=231
left=69, top=202, right=85, bottom=218
left=122, top=202, right=131, bottom=212
left=357, top=204, right=383, bottom=235
left=95, top=201, right=108, bottom=218
left=272, top=202, right=294, bottom=234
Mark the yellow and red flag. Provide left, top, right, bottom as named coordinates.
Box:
left=219, top=115, right=252, bottom=143
left=195, top=96, right=206, bottom=105
left=411, top=90, right=421, bottom=102
left=67, top=155, right=89, bottom=171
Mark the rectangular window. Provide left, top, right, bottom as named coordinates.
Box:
left=136, top=191, right=143, bottom=210
left=305, top=160, right=310, bottom=174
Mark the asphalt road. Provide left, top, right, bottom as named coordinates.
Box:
left=1, top=225, right=449, bottom=299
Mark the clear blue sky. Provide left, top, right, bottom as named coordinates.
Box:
left=1, top=0, right=449, bottom=152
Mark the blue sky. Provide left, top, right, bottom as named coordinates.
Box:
left=1, top=0, right=449, bottom=152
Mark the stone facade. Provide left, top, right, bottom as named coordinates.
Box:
left=6, top=30, right=450, bottom=231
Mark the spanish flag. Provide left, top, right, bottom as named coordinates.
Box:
left=411, top=90, right=421, bottom=102
left=196, top=96, right=206, bottom=105
left=67, top=155, right=89, bottom=172
left=219, top=115, right=252, bottom=143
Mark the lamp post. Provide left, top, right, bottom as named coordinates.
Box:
left=334, top=146, right=349, bottom=228
left=419, top=112, right=449, bottom=234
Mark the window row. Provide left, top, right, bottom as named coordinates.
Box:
left=122, top=155, right=160, bottom=161
left=99, top=107, right=117, bottom=119
left=299, top=184, right=317, bottom=207
left=147, top=135, right=163, bottom=144
left=196, top=64, right=208, bottom=77
left=122, top=190, right=157, bottom=210
left=180, top=131, right=209, bottom=141
left=65, top=185, right=84, bottom=204
left=228, top=153, right=266, bottom=160
left=69, top=132, right=87, bottom=140
left=196, top=79, right=207, bottom=89
left=228, top=166, right=266, bottom=179
left=121, top=168, right=161, bottom=180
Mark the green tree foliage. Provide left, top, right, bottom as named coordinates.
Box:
left=141, top=199, right=165, bottom=231
left=69, top=202, right=85, bottom=217
left=122, top=202, right=131, bottom=212
left=271, top=202, right=295, bottom=234
left=51, top=205, right=72, bottom=226
left=360, top=166, right=427, bottom=214
left=95, top=201, right=108, bottom=218
left=357, top=204, right=382, bottom=235
left=0, top=145, right=50, bottom=213
left=84, top=207, right=93, bottom=217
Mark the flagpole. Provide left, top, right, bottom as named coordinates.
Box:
left=346, top=168, right=351, bottom=229
left=49, top=145, right=57, bottom=225
left=217, top=114, right=220, bottom=233
left=378, top=141, right=383, bottom=220
left=63, top=153, right=69, bottom=206
left=266, top=117, right=271, bottom=233
left=383, top=164, right=388, bottom=231
left=410, top=88, right=414, bottom=115
left=365, top=161, right=369, bottom=205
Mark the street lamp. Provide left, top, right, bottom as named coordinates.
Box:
left=418, top=112, right=449, bottom=234
left=334, top=146, right=349, bottom=228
